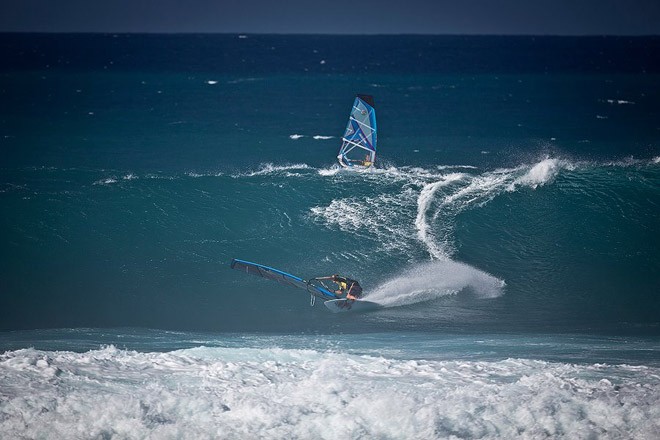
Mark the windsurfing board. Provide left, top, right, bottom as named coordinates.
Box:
left=324, top=299, right=381, bottom=313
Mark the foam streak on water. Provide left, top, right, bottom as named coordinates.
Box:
left=310, top=156, right=582, bottom=263
left=415, top=173, right=465, bottom=260
left=1, top=346, right=658, bottom=439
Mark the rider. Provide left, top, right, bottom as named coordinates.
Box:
left=318, top=274, right=363, bottom=300
left=360, top=153, right=373, bottom=167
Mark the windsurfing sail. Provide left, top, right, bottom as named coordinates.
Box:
left=337, top=94, right=377, bottom=168
left=230, top=259, right=338, bottom=300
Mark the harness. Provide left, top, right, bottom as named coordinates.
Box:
left=336, top=277, right=362, bottom=298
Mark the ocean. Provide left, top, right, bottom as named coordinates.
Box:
left=1, top=34, right=659, bottom=438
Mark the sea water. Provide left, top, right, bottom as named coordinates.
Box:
left=1, top=34, right=659, bottom=438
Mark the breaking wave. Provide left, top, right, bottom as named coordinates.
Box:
left=1, top=345, right=658, bottom=439
left=310, top=156, right=592, bottom=261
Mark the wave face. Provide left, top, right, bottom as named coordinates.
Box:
left=1, top=157, right=658, bottom=333
left=1, top=35, right=659, bottom=334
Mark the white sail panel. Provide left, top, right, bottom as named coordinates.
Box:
left=337, top=95, right=377, bottom=168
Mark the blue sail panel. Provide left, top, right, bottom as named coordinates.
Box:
left=338, top=95, right=377, bottom=168
left=230, top=259, right=338, bottom=300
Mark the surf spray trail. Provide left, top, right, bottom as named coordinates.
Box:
left=366, top=261, right=506, bottom=308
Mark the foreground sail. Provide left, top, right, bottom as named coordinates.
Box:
left=230, top=259, right=380, bottom=313
left=337, top=94, right=377, bottom=168
left=230, top=259, right=338, bottom=301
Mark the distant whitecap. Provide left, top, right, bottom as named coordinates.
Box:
left=605, top=99, right=635, bottom=105
left=93, top=178, right=117, bottom=185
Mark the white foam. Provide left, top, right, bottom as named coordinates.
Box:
left=309, top=190, right=419, bottom=256
left=513, top=157, right=562, bottom=189
left=206, top=80, right=218, bottom=85
left=1, top=346, right=657, bottom=439
left=436, top=165, right=478, bottom=170
left=367, top=261, right=505, bottom=307
left=236, top=163, right=311, bottom=177
left=289, top=134, right=304, bottom=140
left=605, top=99, right=635, bottom=105
left=310, top=198, right=374, bottom=231
left=93, top=177, right=117, bottom=185
left=226, top=77, right=261, bottom=84
left=317, top=165, right=342, bottom=176
left=415, top=173, right=465, bottom=260
left=313, top=157, right=581, bottom=261
left=413, top=157, right=579, bottom=258
left=312, top=135, right=334, bottom=140
left=185, top=171, right=223, bottom=178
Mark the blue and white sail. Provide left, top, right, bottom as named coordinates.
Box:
left=337, top=95, right=377, bottom=168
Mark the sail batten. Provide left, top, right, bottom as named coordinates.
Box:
left=337, top=95, right=377, bottom=168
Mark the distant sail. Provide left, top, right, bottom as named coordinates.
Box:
left=337, top=95, right=377, bottom=168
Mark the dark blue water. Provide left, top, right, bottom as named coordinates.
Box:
left=1, top=34, right=659, bottom=335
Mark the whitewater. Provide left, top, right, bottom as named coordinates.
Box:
left=2, top=336, right=660, bottom=439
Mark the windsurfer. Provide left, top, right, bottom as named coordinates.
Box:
left=318, top=275, right=363, bottom=300
left=338, top=95, right=377, bottom=168
left=361, top=153, right=373, bottom=167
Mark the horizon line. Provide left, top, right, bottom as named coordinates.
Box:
left=1, top=31, right=659, bottom=37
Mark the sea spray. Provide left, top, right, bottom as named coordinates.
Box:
left=367, top=261, right=505, bottom=307
left=511, top=157, right=575, bottom=190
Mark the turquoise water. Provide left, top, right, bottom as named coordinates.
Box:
left=1, top=34, right=659, bottom=438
